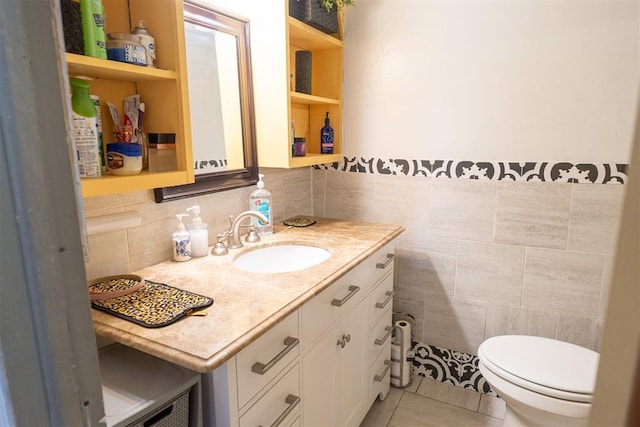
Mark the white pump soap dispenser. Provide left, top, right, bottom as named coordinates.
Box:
left=186, top=205, right=208, bottom=257
left=172, top=214, right=191, bottom=262
left=249, top=173, right=272, bottom=236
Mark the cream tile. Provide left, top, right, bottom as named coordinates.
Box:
left=555, top=315, right=601, bottom=351
left=268, top=167, right=312, bottom=221
left=598, top=256, right=616, bottom=321
left=494, top=182, right=571, bottom=249
left=404, top=375, right=422, bottom=393
left=82, top=190, right=149, bottom=212
left=568, top=184, right=625, bottom=255
left=126, top=218, right=175, bottom=272
left=416, top=378, right=480, bottom=412
left=393, top=286, right=426, bottom=342
left=388, top=392, right=502, bottom=427
left=325, top=170, right=376, bottom=221
left=396, top=237, right=458, bottom=296
left=371, top=174, right=430, bottom=234
left=523, top=248, right=604, bottom=318
left=84, top=229, right=130, bottom=279
left=478, top=394, right=507, bottom=419
left=422, top=294, right=487, bottom=355
left=312, top=169, right=326, bottom=217
left=455, top=242, right=525, bottom=306
left=428, top=179, right=496, bottom=242
left=359, top=387, right=403, bottom=427
left=485, top=305, right=556, bottom=340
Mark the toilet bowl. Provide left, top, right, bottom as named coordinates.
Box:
left=477, top=335, right=599, bottom=427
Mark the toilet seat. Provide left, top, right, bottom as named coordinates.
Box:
left=478, top=335, right=599, bottom=403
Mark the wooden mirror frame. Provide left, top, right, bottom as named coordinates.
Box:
left=154, top=2, right=258, bottom=203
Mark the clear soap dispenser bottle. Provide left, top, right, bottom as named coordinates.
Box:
left=186, top=205, right=208, bottom=257
left=172, top=214, right=191, bottom=262
left=249, top=173, right=273, bottom=236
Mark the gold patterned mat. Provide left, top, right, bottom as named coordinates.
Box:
left=90, top=279, right=213, bottom=328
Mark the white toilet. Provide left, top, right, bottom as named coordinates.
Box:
left=477, top=335, right=599, bottom=427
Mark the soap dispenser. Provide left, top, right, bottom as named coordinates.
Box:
left=173, top=214, right=191, bottom=262
left=186, top=205, right=208, bottom=257
left=249, top=174, right=273, bottom=236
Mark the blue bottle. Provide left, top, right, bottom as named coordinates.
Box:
left=320, top=112, right=334, bottom=154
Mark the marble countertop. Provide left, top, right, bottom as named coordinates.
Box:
left=92, top=217, right=404, bottom=373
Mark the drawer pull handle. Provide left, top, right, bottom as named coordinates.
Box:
left=375, top=291, right=395, bottom=309
left=331, top=285, right=360, bottom=307
left=270, top=394, right=300, bottom=427
left=251, top=336, right=299, bottom=375
left=375, top=326, right=393, bottom=345
left=374, top=360, right=392, bottom=382
left=376, top=253, right=395, bottom=269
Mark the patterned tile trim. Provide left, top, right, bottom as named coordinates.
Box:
left=313, top=157, right=629, bottom=184
left=412, top=342, right=497, bottom=396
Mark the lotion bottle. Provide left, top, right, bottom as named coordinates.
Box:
left=249, top=174, right=273, bottom=236
left=172, top=214, right=191, bottom=262
left=186, top=205, right=208, bottom=257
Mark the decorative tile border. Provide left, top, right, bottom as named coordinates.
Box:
left=194, top=158, right=227, bottom=173
left=314, top=157, right=629, bottom=184
left=412, top=342, right=497, bottom=396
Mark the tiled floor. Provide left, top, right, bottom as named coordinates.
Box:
left=360, top=376, right=506, bottom=427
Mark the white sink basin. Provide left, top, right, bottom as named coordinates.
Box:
left=232, top=244, right=331, bottom=274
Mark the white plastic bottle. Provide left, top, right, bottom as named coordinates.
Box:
left=249, top=174, right=273, bottom=236
left=172, top=214, right=191, bottom=262
left=186, top=205, right=208, bottom=257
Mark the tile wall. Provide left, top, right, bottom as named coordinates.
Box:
left=313, top=160, right=627, bottom=355
left=82, top=167, right=312, bottom=280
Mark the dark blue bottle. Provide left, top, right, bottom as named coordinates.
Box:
left=320, top=112, right=334, bottom=154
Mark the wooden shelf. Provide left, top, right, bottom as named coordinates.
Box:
left=288, top=17, right=343, bottom=50
left=290, top=92, right=340, bottom=105
left=289, top=153, right=341, bottom=168
left=66, top=53, right=178, bottom=82
left=81, top=170, right=192, bottom=198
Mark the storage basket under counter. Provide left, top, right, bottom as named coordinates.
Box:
left=99, top=343, right=201, bottom=427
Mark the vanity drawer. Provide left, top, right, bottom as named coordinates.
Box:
left=368, top=306, right=393, bottom=368
left=236, top=311, right=300, bottom=408
left=239, top=363, right=301, bottom=427
left=369, top=239, right=397, bottom=286
left=368, top=341, right=392, bottom=403
left=369, top=271, right=394, bottom=328
left=301, top=263, right=369, bottom=351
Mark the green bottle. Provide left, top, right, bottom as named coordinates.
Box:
left=70, top=77, right=102, bottom=177
left=80, top=0, right=107, bottom=58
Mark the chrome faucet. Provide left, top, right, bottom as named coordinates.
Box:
left=226, top=210, right=269, bottom=249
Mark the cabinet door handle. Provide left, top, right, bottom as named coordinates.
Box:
left=376, top=253, right=395, bottom=269
left=331, top=285, right=360, bottom=307
left=251, top=336, right=299, bottom=375
left=270, top=394, right=300, bottom=427
left=374, top=360, right=392, bottom=382
left=375, top=290, right=395, bottom=309
left=375, top=326, right=393, bottom=345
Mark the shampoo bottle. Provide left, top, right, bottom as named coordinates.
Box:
left=172, top=214, right=191, bottom=262
left=80, top=0, right=107, bottom=59
left=249, top=174, right=273, bottom=236
left=70, top=77, right=102, bottom=178
left=186, top=205, right=208, bottom=257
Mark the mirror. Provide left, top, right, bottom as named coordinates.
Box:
left=154, top=1, right=257, bottom=202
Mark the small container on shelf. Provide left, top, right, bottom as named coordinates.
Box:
left=292, top=137, right=306, bottom=157
left=106, top=142, right=142, bottom=176
left=148, top=133, right=177, bottom=172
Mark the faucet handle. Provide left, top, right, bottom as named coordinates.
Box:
left=212, top=232, right=230, bottom=256
left=245, top=226, right=261, bottom=244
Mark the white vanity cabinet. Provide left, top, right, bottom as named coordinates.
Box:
left=203, top=239, right=397, bottom=427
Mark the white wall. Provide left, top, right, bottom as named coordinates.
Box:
left=343, top=0, right=638, bottom=162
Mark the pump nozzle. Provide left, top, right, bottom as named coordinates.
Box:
left=257, top=173, right=265, bottom=189
left=175, top=214, right=189, bottom=231
left=186, top=205, right=202, bottom=224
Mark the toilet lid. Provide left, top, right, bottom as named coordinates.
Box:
left=478, top=335, right=599, bottom=398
